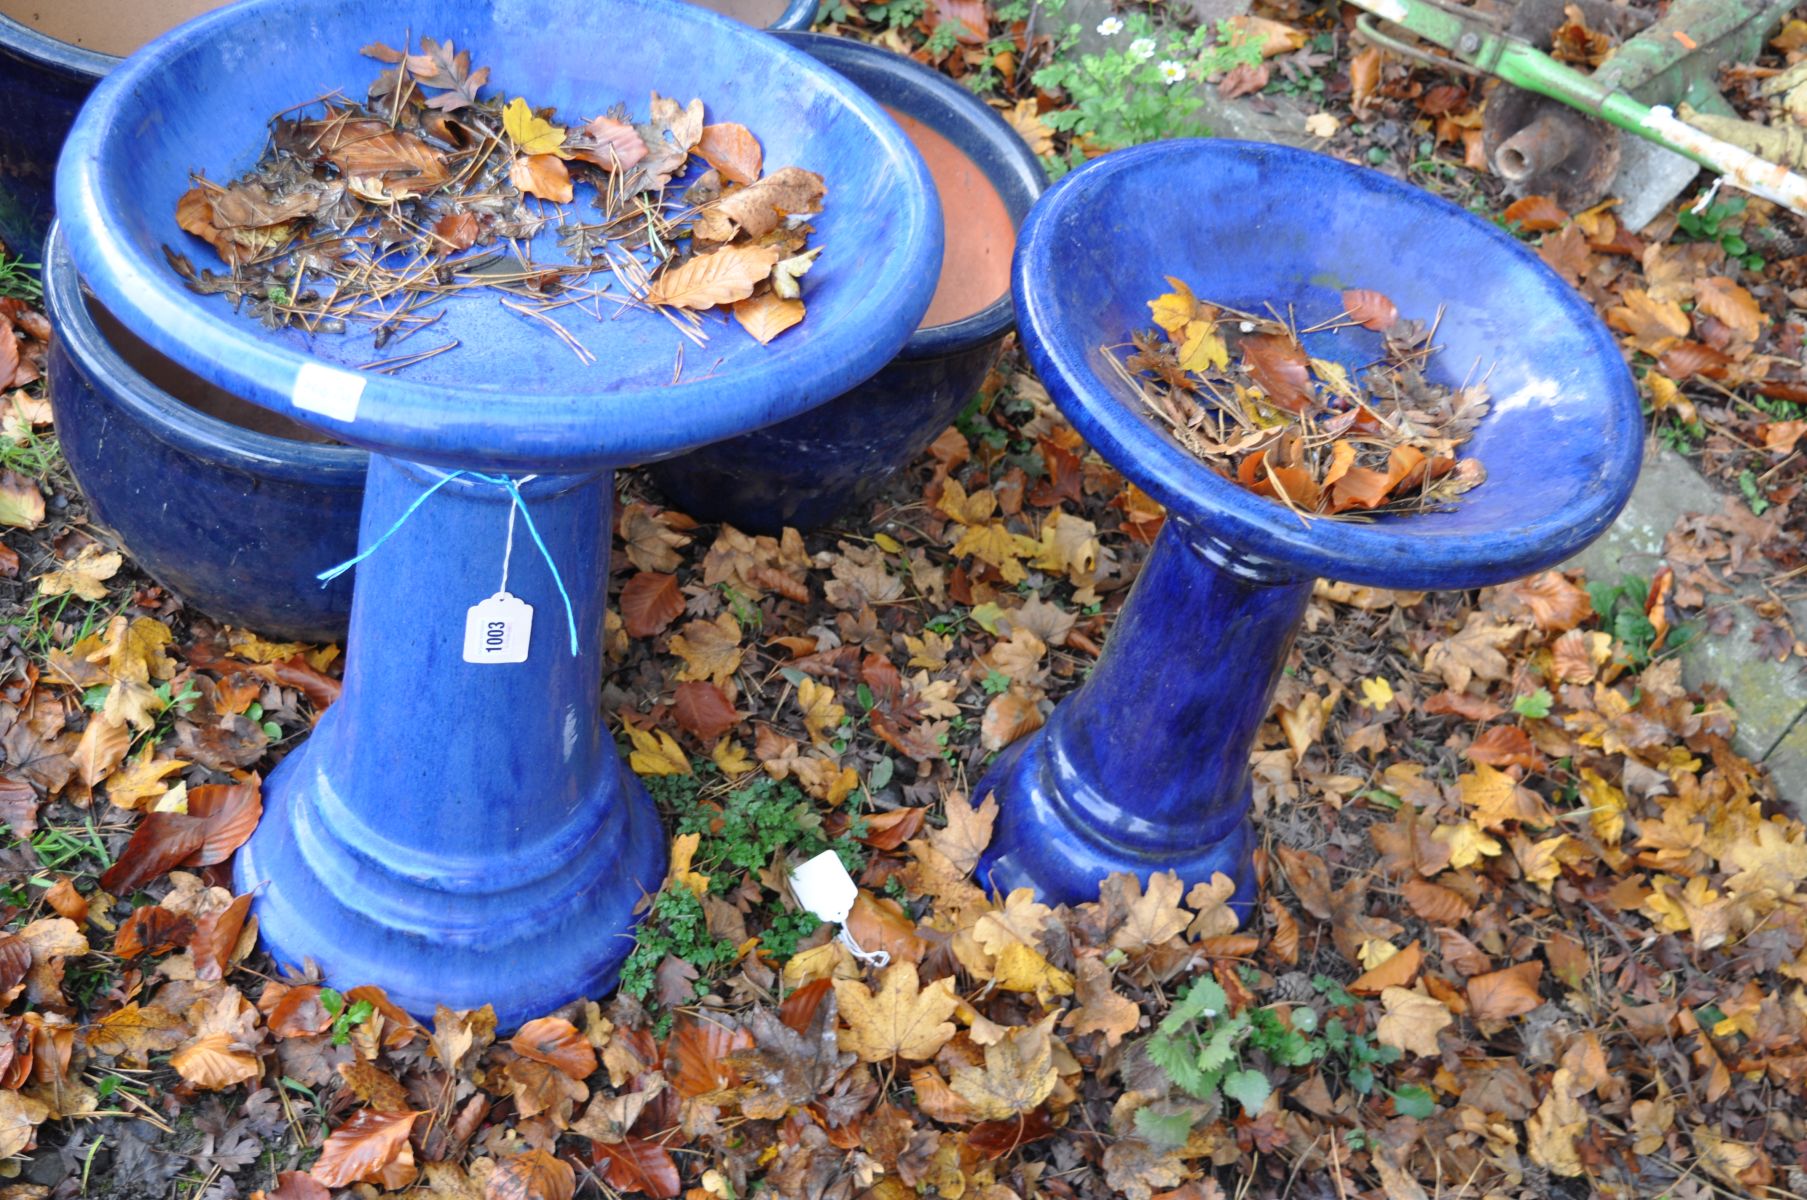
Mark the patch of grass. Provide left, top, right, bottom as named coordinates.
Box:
left=0, top=252, right=41, bottom=302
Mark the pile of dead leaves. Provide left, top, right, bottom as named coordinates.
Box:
left=1113, top=278, right=1487, bottom=519
left=172, top=35, right=825, bottom=357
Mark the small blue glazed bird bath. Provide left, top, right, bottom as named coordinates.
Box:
left=980, top=140, right=1643, bottom=908
left=0, top=0, right=813, bottom=258
left=647, top=31, right=1047, bottom=533
left=45, top=223, right=367, bottom=642
left=57, top=0, right=941, bottom=1023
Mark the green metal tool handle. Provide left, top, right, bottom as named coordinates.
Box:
left=1346, top=0, right=1807, bottom=215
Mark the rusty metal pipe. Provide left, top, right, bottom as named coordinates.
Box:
left=1495, top=111, right=1585, bottom=180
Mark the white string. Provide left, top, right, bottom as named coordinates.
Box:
left=498, top=473, right=539, bottom=595
left=836, top=925, right=891, bottom=969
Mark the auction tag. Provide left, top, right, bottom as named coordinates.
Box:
left=463, top=592, right=534, bottom=664
left=291, top=362, right=365, bottom=422
left=789, top=850, right=858, bottom=924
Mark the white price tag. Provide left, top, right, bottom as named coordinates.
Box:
left=291, top=362, right=365, bottom=422
left=789, top=850, right=858, bottom=924
left=463, top=591, right=534, bottom=664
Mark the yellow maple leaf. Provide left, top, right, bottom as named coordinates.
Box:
left=1457, top=763, right=1551, bottom=830
left=927, top=791, right=997, bottom=876
left=1722, top=820, right=1807, bottom=901
left=936, top=477, right=997, bottom=526
left=94, top=616, right=176, bottom=684
left=1064, top=956, right=1140, bottom=1046
left=952, top=521, right=1031, bottom=583
left=626, top=726, right=691, bottom=777
left=1028, top=510, right=1100, bottom=586
left=710, top=736, right=753, bottom=777
left=833, top=962, right=960, bottom=1062
left=972, top=887, right=1052, bottom=957
left=1432, top=821, right=1503, bottom=870
left=503, top=96, right=569, bottom=156
left=666, top=832, right=710, bottom=897
left=1148, top=277, right=1201, bottom=335
left=38, top=544, right=122, bottom=601
left=1526, top=1068, right=1588, bottom=1177
left=1374, top=987, right=1452, bottom=1057
left=1578, top=768, right=1627, bottom=847
left=104, top=753, right=190, bottom=811
left=1185, top=872, right=1241, bottom=940
left=949, top=1014, right=1059, bottom=1120
left=1358, top=676, right=1395, bottom=711
left=1177, top=317, right=1229, bottom=373
left=1110, top=871, right=1191, bottom=952
left=1514, top=834, right=1568, bottom=890
left=670, top=613, right=744, bottom=685
left=796, top=678, right=845, bottom=747
left=103, top=678, right=166, bottom=732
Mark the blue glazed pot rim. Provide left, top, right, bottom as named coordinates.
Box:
left=45, top=222, right=368, bottom=482
left=767, top=0, right=816, bottom=30
left=55, top=0, right=944, bottom=472
left=1012, top=138, right=1645, bottom=591
left=775, top=31, right=1047, bottom=361
left=0, top=12, right=113, bottom=79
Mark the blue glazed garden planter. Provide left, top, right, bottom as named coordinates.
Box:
left=44, top=223, right=366, bottom=642
left=0, top=10, right=110, bottom=257
left=0, top=0, right=810, bottom=259
left=58, top=0, right=941, bottom=1023
left=979, top=140, right=1644, bottom=909
left=647, top=31, right=1046, bottom=533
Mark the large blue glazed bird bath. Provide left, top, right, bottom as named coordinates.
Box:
left=45, top=224, right=366, bottom=642
left=979, top=140, right=1643, bottom=908
left=58, top=0, right=940, bottom=1022
left=647, top=31, right=1046, bottom=533
left=0, top=0, right=814, bottom=259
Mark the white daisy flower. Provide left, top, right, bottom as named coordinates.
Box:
left=1159, top=59, right=1187, bottom=84
left=1096, top=16, right=1124, bottom=35
left=1129, top=37, right=1157, bottom=60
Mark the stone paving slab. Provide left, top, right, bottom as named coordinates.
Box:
left=1564, top=443, right=1807, bottom=812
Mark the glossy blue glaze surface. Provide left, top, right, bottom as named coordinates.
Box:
left=57, top=0, right=942, bottom=472
left=644, top=31, right=1047, bottom=532
left=44, top=224, right=366, bottom=642
left=979, top=140, right=1642, bottom=907
left=58, top=0, right=940, bottom=1023
left=0, top=15, right=107, bottom=256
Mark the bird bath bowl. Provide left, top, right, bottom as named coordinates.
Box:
left=978, top=139, right=1643, bottom=908
left=0, top=0, right=812, bottom=257
left=57, top=0, right=941, bottom=1023
left=647, top=31, right=1046, bottom=533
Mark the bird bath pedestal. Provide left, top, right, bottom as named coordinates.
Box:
left=976, top=140, right=1645, bottom=909
left=57, top=0, right=941, bottom=1024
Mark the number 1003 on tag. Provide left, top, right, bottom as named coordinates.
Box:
left=464, top=592, right=533, bottom=664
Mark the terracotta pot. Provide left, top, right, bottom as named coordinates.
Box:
left=645, top=31, right=1047, bottom=533
left=0, top=0, right=815, bottom=256
left=45, top=222, right=367, bottom=641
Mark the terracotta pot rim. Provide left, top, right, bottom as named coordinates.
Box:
left=0, top=11, right=114, bottom=78
left=775, top=31, right=1047, bottom=360
left=45, top=221, right=368, bottom=481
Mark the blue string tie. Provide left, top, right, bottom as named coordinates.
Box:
left=316, top=470, right=581, bottom=657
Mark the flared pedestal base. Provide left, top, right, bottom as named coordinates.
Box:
left=973, top=719, right=1257, bottom=909
left=234, top=704, right=665, bottom=1024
